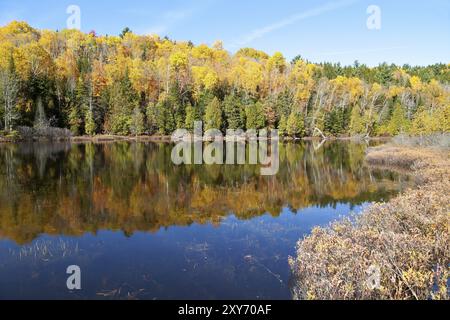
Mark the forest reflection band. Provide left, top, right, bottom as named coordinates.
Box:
left=171, top=122, right=280, bottom=176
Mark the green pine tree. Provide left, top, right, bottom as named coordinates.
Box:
left=85, top=109, right=96, bottom=136
left=278, top=114, right=288, bottom=137
left=107, top=73, right=139, bottom=135
left=68, top=105, right=81, bottom=135
left=245, top=101, right=265, bottom=130
left=204, top=97, right=223, bottom=131
left=224, top=93, right=245, bottom=130
left=145, top=103, right=158, bottom=135
left=387, top=104, right=410, bottom=135
left=349, top=106, right=365, bottom=135
left=155, top=98, right=176, bottom=135
left=185, top=103, right=196, bottom=132
left=287, top=112, right=305, bottom=138
left=130, top=106, right=145, bottom=136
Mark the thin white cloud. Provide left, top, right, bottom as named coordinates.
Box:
left=231, top=0, right=359, bottom=47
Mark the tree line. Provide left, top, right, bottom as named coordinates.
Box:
left=0, top=21, right=449, bottom=138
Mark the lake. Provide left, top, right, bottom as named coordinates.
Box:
left=0, top=140, right=411, bottom=299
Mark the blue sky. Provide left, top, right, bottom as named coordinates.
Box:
left=0, top=0, right=448, bottom=66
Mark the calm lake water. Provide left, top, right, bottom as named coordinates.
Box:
left=0, top=141, right=411, bottom=300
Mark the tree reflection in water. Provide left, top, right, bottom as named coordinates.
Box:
left=0, top=141, right=411, bottom=299
left=0, top=141, right=409, bottom=244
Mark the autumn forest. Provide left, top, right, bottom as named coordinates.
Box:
left=0, top=21, right=448, bottom=140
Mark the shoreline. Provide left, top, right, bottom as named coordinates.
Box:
left=289, top=143, right=449, bottom=300
left=0, top=134, right=392, bottom=144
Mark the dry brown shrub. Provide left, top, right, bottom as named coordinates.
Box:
left=289, top=145, right=450, bottom=300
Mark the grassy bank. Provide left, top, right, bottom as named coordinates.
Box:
left=0, top=129, right=173, bottom=143
left=289, top=142, right=449, bottom=300
left=71, top=135, right=173, bottom=143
